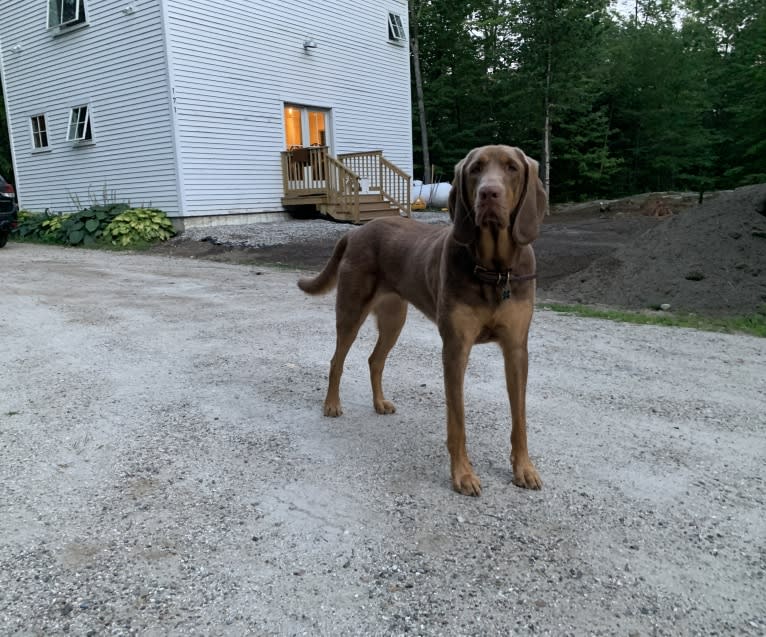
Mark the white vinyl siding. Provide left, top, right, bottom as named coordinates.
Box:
left=1, top=0, right=179, bottom=215
left=165, top=0, right=412, bottom=217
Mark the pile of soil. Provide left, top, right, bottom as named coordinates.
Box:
left=543, top=184, right=766, bottom=315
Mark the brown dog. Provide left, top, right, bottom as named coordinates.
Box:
left=298, top=145, right=547, bottom=495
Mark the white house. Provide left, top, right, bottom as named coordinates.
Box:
left=0, top=0, right=413, bottom=226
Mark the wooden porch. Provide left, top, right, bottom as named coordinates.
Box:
left=280, top=146, right=411, bottom=223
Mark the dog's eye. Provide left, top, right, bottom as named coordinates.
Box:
left=505, top=163, right=519, bottom=173
left=470, top=161, right=484, bottom=174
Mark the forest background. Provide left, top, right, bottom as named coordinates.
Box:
left=1, top=0, right=763, bottom=204
left=409, top=0, right=764, bottom=202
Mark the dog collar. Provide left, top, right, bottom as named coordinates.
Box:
left=473, top=264, right=537, bottom=286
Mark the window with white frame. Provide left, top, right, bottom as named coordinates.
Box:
left=67, top=105, right=92, bottom=142
left=48, top=0, right=87, bottom=29
left=388, top=12, right=405, bottom=43
left=31, top=115, right=49, bottom=149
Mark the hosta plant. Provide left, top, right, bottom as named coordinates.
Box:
left=39, top=213, right=70, bottom=241
left=102, top=208, right=175, bottom=246
left=59, top=203, right=129, bottom=246
left=13, top=210, right=70, bottom=242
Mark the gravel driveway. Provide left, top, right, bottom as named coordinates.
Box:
left=1, top=243, right=764, bottom=636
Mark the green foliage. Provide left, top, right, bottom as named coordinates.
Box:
left=694, top=0, right=766, bottom=188
left=411, top=0, right=763, bottom=201
left=58, top=203, right=129, bottom=246
left=12, top=204, right=174, bottom=248
left=39, top=213, right=70, bottom=241
left=101, top=208, right=175, bottom=246
left=603, top=12, right=718, bottom=196
left=14, top=210, right=70, bottom=243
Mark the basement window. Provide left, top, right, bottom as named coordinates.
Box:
left=67, top=105, right=93, bottom=143
left=31, top=115, right=49, bottom=150
left=388, top=12, right=406, bottom=43
left=47, top=0, right=87, bottom=30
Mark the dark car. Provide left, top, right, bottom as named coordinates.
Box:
left=0, top=175, right=19, bottom=248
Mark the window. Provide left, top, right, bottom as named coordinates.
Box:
left=31, top=115, right=49, bottom=149
left=388, top=12, right=405, bottom=42
left=284, top=105, right=328, bottom=149
left=284, top=106, right=302, bottom=149
left=67, top=105, right=92, bottom=142
left=48, top=0, right=87, bottom=29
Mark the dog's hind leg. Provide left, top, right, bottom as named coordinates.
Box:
left=369, top=295, right=408, bottom=414
left=323, top=276, right=376, bottom=417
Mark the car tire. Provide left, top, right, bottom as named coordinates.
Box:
left=0, top=230, right=9, bottom=248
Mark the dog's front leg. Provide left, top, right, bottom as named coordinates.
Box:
left=440, top=315, right=482, bottom=496
left=498, top=300, right=542, bottom=489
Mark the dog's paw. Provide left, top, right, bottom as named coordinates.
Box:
left=323, top=402, right=343, bottom=417
left=452, top=470, right=482, bottom=497
left=512, top=459, right=542, bottom=490
left=374, top=399, right=396, bottom=415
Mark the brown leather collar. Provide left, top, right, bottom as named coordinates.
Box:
left=473, top=264, right=537, bottom=286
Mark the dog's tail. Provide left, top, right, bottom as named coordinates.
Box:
left=297, top=234, right=349, bottom=296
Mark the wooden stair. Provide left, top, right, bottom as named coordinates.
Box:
left=280, top=147, right=410, bottom=223
left=319, top=193, right=402, bottom=222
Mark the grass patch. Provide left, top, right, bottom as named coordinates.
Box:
left=542, top=303, right=766, bottom=337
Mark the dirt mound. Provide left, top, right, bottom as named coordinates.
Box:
left=545, top=184, right=766, bottom=315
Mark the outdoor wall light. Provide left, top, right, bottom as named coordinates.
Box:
left=303, top=39, right=318, bottom=50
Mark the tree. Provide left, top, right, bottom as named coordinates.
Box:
left=413, top=0, right=490, bottom=179
left=684, top=0, right=766, bottom=186
left=409, top=0, right=760, bottom=201
left=409, top=0, right=432, bottom=183
left=601, top=1, right=718, bottom=195
left=511, top=0, right=617, bottom=200
left=413, top=0, right=617, bottom=198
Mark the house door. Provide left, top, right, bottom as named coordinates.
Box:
left=284, top=105, right=330, bottom=150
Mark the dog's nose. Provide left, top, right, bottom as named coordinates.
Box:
left=478, top=183, right=502, bottom=201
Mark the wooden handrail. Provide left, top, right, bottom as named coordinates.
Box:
left=337, top=151, right=383, bottom=191
left=338, top=151, right=410, bottom=217
left=326, top=155, right=361, bottom=222
left=281, top=146, right=329, bottom=194
left=380, top=156, right=411, bottom=217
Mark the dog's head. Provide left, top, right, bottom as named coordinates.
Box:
left=448, top=145, right=547, bottom=246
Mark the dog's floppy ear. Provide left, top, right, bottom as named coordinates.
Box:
left=448, top=153, right=476, bottom=245
left=512, top=151, right=547, bottom=245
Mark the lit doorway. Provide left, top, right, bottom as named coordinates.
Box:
left=284, top=104, right=330, bottom=150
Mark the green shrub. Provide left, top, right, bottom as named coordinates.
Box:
left=59, top=203, right=129, bottom=246
left=12, top=204, right=174, bottom=248
left=101, top=208, right=175, bottom=246
left=13, top=211, right=70, bottom=242
left=39, top=213, right=70, bottom=241
left=13, top=211, right=42, bottom=239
